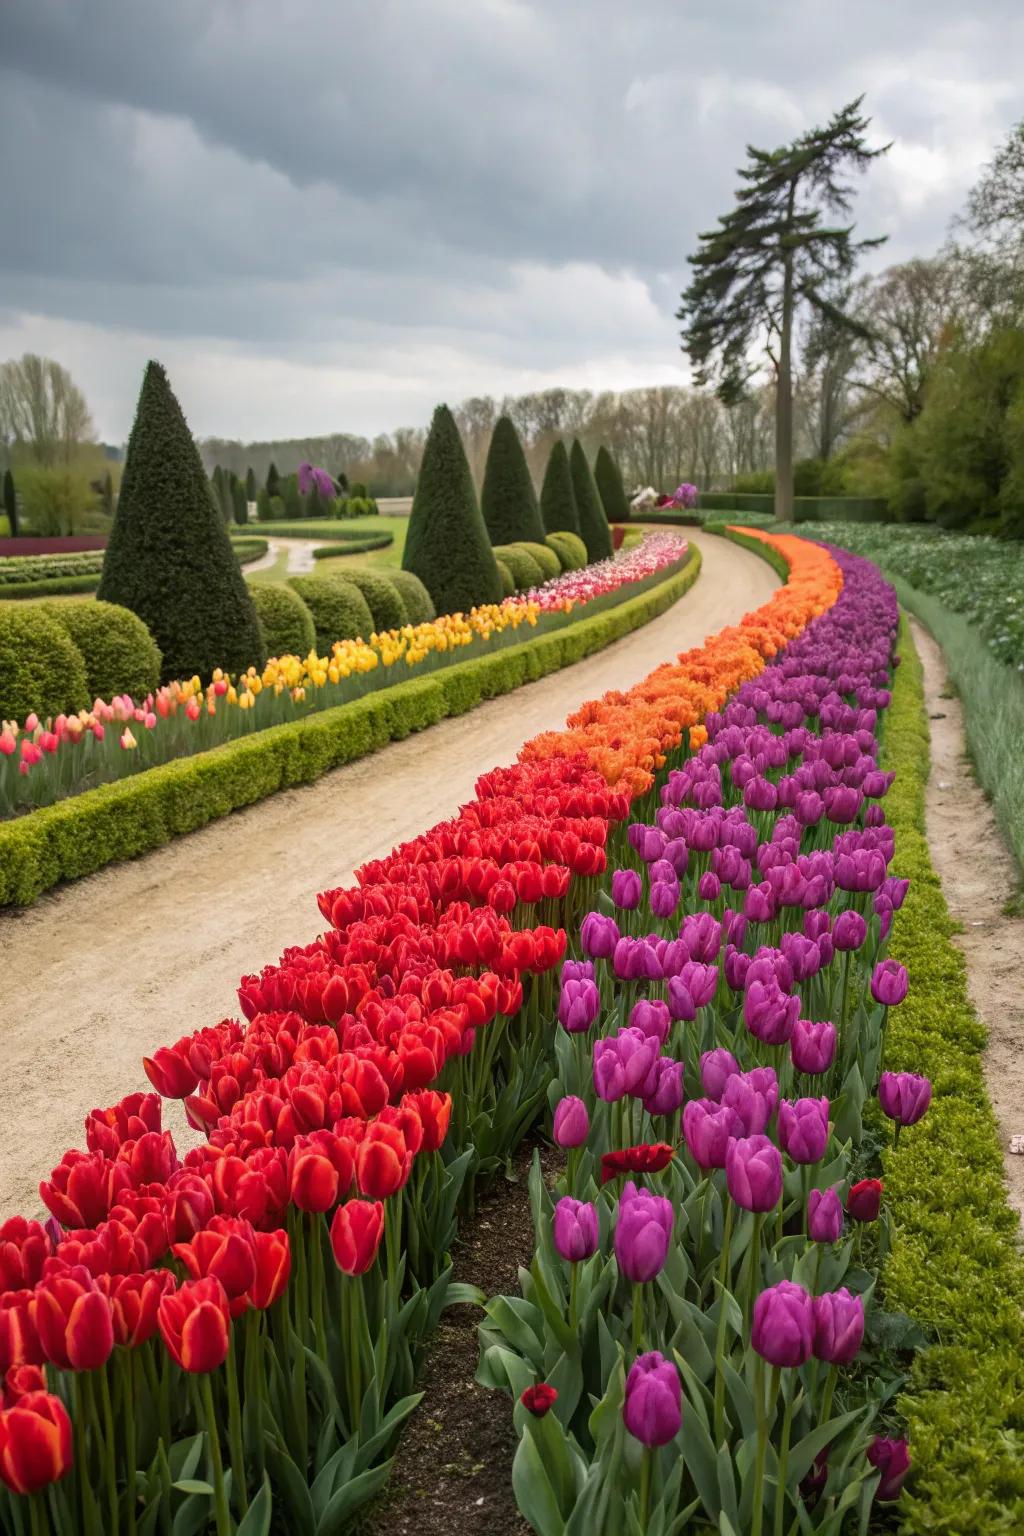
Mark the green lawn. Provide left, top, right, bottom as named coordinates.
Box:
left=245, top=516, right=409, bottom=587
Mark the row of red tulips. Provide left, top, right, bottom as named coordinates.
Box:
left=0, top=530, right=842, bottom=1534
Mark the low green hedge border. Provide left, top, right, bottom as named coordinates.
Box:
left=311, top=536, right=394, bottom=559
left=881, top=616, right=1024, bottom=1533
left=250, top=521, right=385, bottom=540
left=0, top=548, right=702, bottom=907
left=0, top=573, right=102, bottom=600
left=717, top=525, right=791, bottom=581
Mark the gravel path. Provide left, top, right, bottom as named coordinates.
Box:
left=243, top=537, right=318, bottom=574
left=0, top=530, right=778, bottom=1217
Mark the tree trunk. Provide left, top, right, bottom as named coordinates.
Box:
left=775, top=254, right=795, bottom=522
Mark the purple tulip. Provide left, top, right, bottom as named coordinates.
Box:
left=725, top=1134, right=783, bottom=1212
left=777, top=1097, right=830, bottom=1164
left=629, top=997, right=671, bottom=1045
left=743, top=881, right=775, bottom=923
left=744, top=776, right=778, bottom=812
left=867, top=1437, right=911, bottom=1501
left=722, top=907, right=747, bottom=945
left=794, top=790, right=825, bottom=827
left=680, top=913, right=722, bottom=963
left=721, top=1074, right=773, bottom=1136
left=751, top=1280, right=813, bottom=1367
left=698, top=871, right=722, bottom=901
left=779, top=932, right=821, bottom=982
left=823, top=785, right=862, bottom=824
left=650, top=876, right=680, bottom=919
left=593, top=1028, right=659, bottom=1102
left=746, top=1065, right=780, bottom=1115
left=557, top=977, right=600, bottom=1034
left=812, top=1288, right=864, bottom=1364
left=611, top=869, right=642, bottom=910
left=790, top=1018, right=837, bottom=1076
left=807, top=1186, right=843, bottom=1243
left=613, top=937, right=663, bottom=981
left=871, top=960, right=908, bottom=1007
left=642, top=1056, right=685, bottom=1117
left=614, top=1181, right=674, bottom=1282
left=581, top=912, right=619, bottom=959
left=744, top=978, right=799, bottom=1045
left=878, top=1071, right=932, bottom=1127
left=561, top=958, right=595, bottom=985
left=552, top=1197, right=599, bottom=1263
left=662, top=837, right=689, bottom=877
left=682, top=1099, right=737, bottom=1170
left=803, top=909, right=830, bottom=942
left=666, top=960, right=718, bottom=1021
left=832, top=909, right=867, bottom=952
left=623, top=1351, right=681, bottom=1447
left=552, top=1095, right=589, bottom=1148
left=700, top=1047, right=740, bottom=1101
left=724, top=945, right=752, bottom=992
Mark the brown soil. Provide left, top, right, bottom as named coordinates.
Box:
left=359, top=1140, right=559, bottom=1536
left=0, top=529, right=778, bottom=1218
left=912, top=618, right=1024, bottom=1220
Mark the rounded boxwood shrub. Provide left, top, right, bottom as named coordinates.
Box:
left=334, top=569, right=409, bottom=632
left=495, top=558, right=515, bottom=597
left=403, top=404, right=503, bottom=613
left=569, top=438, right=613, bottom=561
left=493, top=545, right=544, bottom=591
left=387, top=569, right=436, bottom=625
left=511, top=541, right=561, bottom=580
left=540, top=439, right=580, bottom=536
left=41, top=599, right=162, bottom=702
left=546, top=531, right=588, bottom=571
left=250, top=583, right=317, bottom=660
left=0, top=605, right=89, bottom=722
left=287, top=576, right=375, bottom=652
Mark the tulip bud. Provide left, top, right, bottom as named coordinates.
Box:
left=751, top=1280, right=813, bottom=1368
left=700, top=1047, right=740, bottom=1101
left=641, top=1057, right=684, bottom=1118
left=552, top=1198, right=599, bottom=1263
left=832, top=910, right=867, bottom=952
left=812, top=1288, right=864, bottom=1364
left=807, top=1186, right=843, bottom=1243
left=552, top=1096, right=589, bottom=1149
left=157, top=1277, right=231, bottom=1373
left=623, top=1351, right=681, bottom=1447
left=790, top=1019, right=837, bottom=1076
left=557, top=977, right=600, bottom=1034
left=846, top=1178, right=883, bottom=1223
left=329, top=1199, right=384, bottom=1276
left=520, top=1382, right=557, bottom=1417
left=580, top=912, right=619, bottom=960
left=725, top=1134, right=782, bottom=1212
left=613, top=1182, right=673, bottom=1283
left=610, top=869, right=642, bottom=910
left=867, top=1436, right=910, bottom=1501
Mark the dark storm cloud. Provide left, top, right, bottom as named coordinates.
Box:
left=1, top=0, right=1020, bottom=436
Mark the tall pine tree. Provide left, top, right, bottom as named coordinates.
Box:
left=480, top=415, right=545, bottom=545
left=678, top=97, right=887, bottom=520
left=539, top=440, right=580, bottom=536
left=594, top=445, right=629, bottom=522
left=2, top=469, right=17, bottom=536
left=569, top=439, right=613, bottom=561
left=98, top=361, right=263, bottom=680
left=403, top=405, right=503, bottom=614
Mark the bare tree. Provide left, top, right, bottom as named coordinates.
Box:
left=852, top=259, right=957, bottom=423
left=0, top=354, right=95, bottom=465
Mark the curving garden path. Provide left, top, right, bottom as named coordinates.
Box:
left=0, top=529, right=778, bottom=1218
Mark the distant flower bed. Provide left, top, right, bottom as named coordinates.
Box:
left=520, top=532, right=687, bottom=610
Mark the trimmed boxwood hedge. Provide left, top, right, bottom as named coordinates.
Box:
left=287, top=575, right=375, bottom=651
left=493, top=546, right=544, bottom=591
left=876, top=618, right=1024, bottom=1533
left=495, top=558, right=515, bottom=597
left=386, top=570, right=435, bottom=625
left=250, top=583, right=317, bottom=660
left=41, top=599, right=162, bottom=703
left=0, top=573, right=102, bottom=599
left=311, top=536, right=393, bottom=559
left=253, top=522, right=394, bottom=542
left=0, top=605, right=90, bottom=722
left=545, top=531, right=587, bottom=571
left=334, top=569, right=409, bottom=632
left=0, top=547, right=702, bottom=905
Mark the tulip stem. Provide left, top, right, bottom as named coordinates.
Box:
left=751, top=1356, right=769, bottom=1536
left=745, top=1212, right=764, bottom=1330
left=639, top=1447, right=652, bottom=1528
left=632, top=1282, right=645, bottom=1356
left=200, top=1373, right=231, bottom=1536
left=225, top=1334, right=249, bottom=1516
left=98, top=1364, right=119, bottom=1535
left=819, top=1363, right=838, bottom=1426
left=29, top=1494, right=46, bottom=1536
left=774, top=1373, right=795, bottom=1536
left=712, top=1199, right=735, bottom=1446
left=569, top=1265, right=580, bottom=1332
left=123, top=1351, right=138, bottom=1536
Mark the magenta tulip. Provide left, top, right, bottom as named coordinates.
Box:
left=725, top=1135, right=782, bottom=1212
left=623, top=1351, right=681, bottom=1446
left=812, top=1288, right=864, bottom=1364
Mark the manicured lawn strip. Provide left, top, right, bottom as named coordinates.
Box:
left=0, top=547, right=701, bottom=906
left=886, top=578, right=1024, bottom=883
left=718, top=524, right=792, bottom=579
left=882, top=615, right=1024, bottom=1534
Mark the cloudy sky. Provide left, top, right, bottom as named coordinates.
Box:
left=1, top=0, right=1020, bottom=443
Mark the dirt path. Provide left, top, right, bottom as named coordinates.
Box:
left=243, top=536, right=318, bottom=575
left=0, top=530, right=777, bottom=1219
left=911, top=618, right=1024, bottom=1220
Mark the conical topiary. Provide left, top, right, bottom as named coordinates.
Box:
left=97, top=361, right=264, bottom=682
left=569, top=439, right=613, bottom=561
left=3, top=469, right=17, bottom=536
left=594, top=445, right=629, bottom=524
left=403, top=404, right=503, bottom=613
left=245, top=466, right=256, bottom=501
left=480, top=415, right=545, bottom=546
left=266, top=461, right=281, bottom=497
left=539, top=440, right=580, bottom=537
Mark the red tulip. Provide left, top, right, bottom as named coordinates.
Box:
left=520, top=1383, right=558, bottom=1417
left=355, top=1124, right=409, bottom=1199
left=600, top=1143, right=675, bottom=1185
left=2, top=1364, right=46, bottom=1407
left=289, top=1149, right=340, bottom=1213
left=40, top=1149, right=125, bottom=1229
left=101, top=1271, right=175, bottom=1347
left=406, top=1091, right=451, bottom=1153
left=157, top=1277, right=231, bottom=1372
left=173, top=1217, right=257, bottom=1318
left=846, top=1178, right=883, bottom=1223
left=0, top=1391, right=73, bottom=1494
left=142, top=1046, right=199, bottom=1099
left=0, top=1218, right=51, bottom=1291
left=85, top=1093, right=162, bottom=1158
left=329, top=1200, right=384, bottom=1276
left=248, top=1230, right=291, bottom=1309
left=33, top=1269, right=114, bottom=1371
left=0, top=1293, right=43, bottom=1372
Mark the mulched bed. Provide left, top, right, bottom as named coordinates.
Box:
left=359, top=1138, right=559, bottom=1536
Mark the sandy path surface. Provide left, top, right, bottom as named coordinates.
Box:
left=244, top=537, right=318, bottom=574
left=0, top=530, right=777, bottom=1218
left=911, top=619, right=1024, bottom=1220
